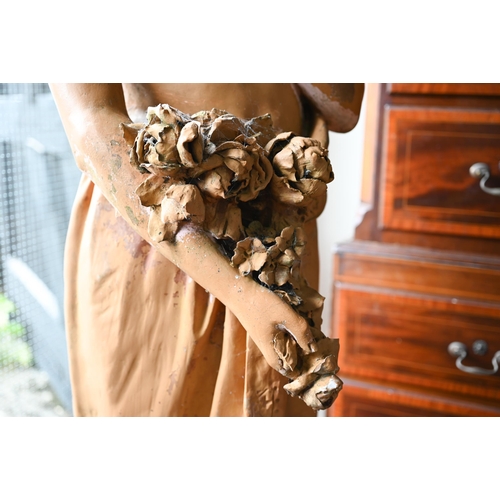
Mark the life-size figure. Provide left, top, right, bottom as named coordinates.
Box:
left=50, top=84, right=364, bottom=416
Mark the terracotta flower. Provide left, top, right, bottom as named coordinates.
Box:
left=142, top=182, right=205, bottom=243
left=202, top=111, right=276, bottom=149
left=258, top=226, right=305, bottom=287
left=195, top=136, right=273, bottom=203
left=273, top=331, right=343, bottom=411
left=125, top=104, right=190, bottom=177
left=266, top=132, right=333, bottom=183
left=231, top=237, right=268, bottom=276
left=265, top=132, right=334, bottom=220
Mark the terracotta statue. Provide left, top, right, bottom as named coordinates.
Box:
left=50, top=84, right=364, bottom=417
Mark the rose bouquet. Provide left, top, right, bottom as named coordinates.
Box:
left=122, top=104, right=343, bottom=410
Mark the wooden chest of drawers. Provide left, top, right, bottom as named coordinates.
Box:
left=329, top=84, right=500, bottom=417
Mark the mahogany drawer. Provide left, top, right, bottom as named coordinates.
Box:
left=335, top=242, right=500, bottom=303
left=333, top=285, right=500, bottom=405
left=380, top=106, right=500, bottom=239
left=330, top=378, right=500, bottom=417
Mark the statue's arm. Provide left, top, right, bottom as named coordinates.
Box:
left=50, top=83, right=317, bottom=369
left=295, top=83, right=364, bottom=133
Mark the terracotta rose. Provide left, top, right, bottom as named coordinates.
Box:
left=265, top=132, right=334, bottom=221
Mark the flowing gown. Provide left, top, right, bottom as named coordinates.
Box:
left=64, top=173, right=315, bottom=416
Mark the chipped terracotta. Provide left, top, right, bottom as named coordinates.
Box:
left=50, top=83, right=363, bottom=416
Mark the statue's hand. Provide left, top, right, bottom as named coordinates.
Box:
left=237, top=288, right=343, bottom=411
left=273, top=329, right=343, bottom=411
left=231, top=284, right=317, bottom=373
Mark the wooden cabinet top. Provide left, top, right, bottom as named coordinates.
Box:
left=388, top=83, right=500, bottom=97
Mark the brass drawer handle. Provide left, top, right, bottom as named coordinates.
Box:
left=469, top=162, right=500, bottom=196
left=448, top=341, right=500, bottom=376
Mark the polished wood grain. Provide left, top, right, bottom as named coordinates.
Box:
left=329, top=378, right=500, bottom=417
left=388, top=83, right=500, bottom=97
left=331, top=84, right=500, bottom=417
left=335, top=241, right=500, bottom=302
left=333, top=283, right=500, bottom=402
left=333, top=241, right=500, bottom=404
left=381, top=106, right=500, bottom=239
left=356, top=83, right=500, bottom=256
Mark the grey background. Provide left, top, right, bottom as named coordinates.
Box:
left=0, top=83, right=81, bottom=412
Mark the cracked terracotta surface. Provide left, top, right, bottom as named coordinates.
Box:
left=50, top=83, right=363, bottom=416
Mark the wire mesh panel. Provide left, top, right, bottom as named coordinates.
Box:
left=0, top=83, right=81, bottom=416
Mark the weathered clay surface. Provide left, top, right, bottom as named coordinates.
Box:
left=125, top=104, right=342, bottom=410
left=50, top=83, right=364, bottom=417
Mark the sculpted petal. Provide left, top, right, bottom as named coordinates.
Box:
left=120, top=122, right=142, bottom=148
left=161, top=184, right=205, bottom=225
left=177, top=121, right=204, bottom=168
left=147, top=206, right=177, bottom=243
left=208, top=115, right=246, bottom=145
left=135, top=175, right=170, bottom=207
left=273, top=329, right=298, bottom=375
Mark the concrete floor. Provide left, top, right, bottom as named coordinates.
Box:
left=0, top=367, right=69, bottom=417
